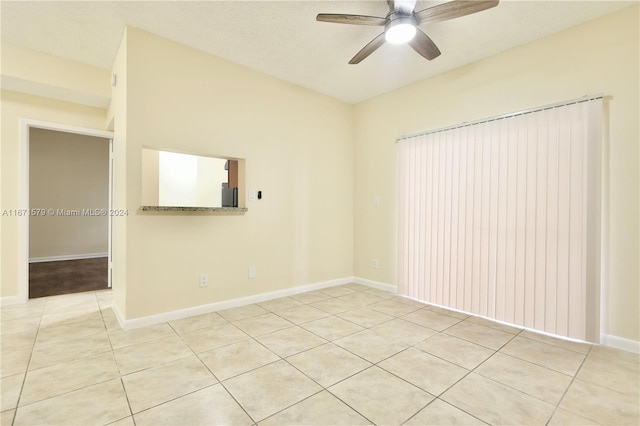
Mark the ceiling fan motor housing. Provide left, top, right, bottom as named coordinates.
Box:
left=385, top=14, right=418, bottom=44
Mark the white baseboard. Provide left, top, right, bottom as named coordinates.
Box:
left=118, top=276, right=356, bottom=330
left=29, top=252, right=108, bottom=263
left=353, top=277, right=397, bottom=293
left=112, top=302, right=127, bottom=330
left=600, top=333, right=640, bottom=354
left=0, top=296, right=20, bottom=306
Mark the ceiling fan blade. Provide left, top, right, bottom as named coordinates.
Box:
left=316, top=13, right=388, bottom=26
left=415, top=0, right=499, bottom=23
left=349, top=33, right=386, bottom=64
left=408, top=29, right=441, bottom=60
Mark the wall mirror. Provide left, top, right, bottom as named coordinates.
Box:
left=141, top=148, right=245, bottom=210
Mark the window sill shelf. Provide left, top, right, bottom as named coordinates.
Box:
left=140, top=206, right=247, bottom=214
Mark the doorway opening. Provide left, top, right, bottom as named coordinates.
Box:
left=18, top=119, right=114, bottom=301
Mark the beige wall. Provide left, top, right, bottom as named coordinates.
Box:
left=1, top=42, right=111, bottom=108
left=119, top=28, right=354, bottom=318
left=0, top=91, right=108, bottom=297
left=107, top=28, right=129, bottom=317
left=353, top=7, right=639, bottom=341
left=140, top=148, right=159, bottom=206
left=29, top=128, right=109, bottom=259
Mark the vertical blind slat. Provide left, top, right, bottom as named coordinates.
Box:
left=457, top=129, right=469, bottom=312
left=514, top=116, right=528, bottom=326
left=523, top=113, right=538, bottom=329
left=505, top=118, right=518, bottom=324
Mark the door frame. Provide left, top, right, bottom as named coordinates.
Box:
left=18, top=118, right=115, bottom=302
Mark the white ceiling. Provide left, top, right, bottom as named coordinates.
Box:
left=1, top=1, right=634, bottom=103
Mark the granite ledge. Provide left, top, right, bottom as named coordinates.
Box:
left=141, top=206, right=248, bottom=213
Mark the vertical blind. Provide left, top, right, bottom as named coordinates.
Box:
left=397, top=98, right=602, bottom=342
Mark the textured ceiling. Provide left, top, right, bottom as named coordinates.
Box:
left=0, top=1, right=634, bottom=103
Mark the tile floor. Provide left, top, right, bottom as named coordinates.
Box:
left=1, top=283, right=639, bottom=425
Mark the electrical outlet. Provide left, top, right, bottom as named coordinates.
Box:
left=372, top=259, right=379, bottom=269
left=248, top=266, right=256, bottom=279
left=374, top=195, right=380, bottom=206
left=199, top=273, right=208, bottom=287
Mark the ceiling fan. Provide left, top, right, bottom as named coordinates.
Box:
left=316, top=0, right=499, bottom=64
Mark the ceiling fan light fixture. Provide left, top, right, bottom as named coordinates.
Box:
left=385, top=17, right=417, bottom=44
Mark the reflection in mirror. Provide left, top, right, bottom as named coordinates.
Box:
left=142, top=148, right=239, bottom=208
